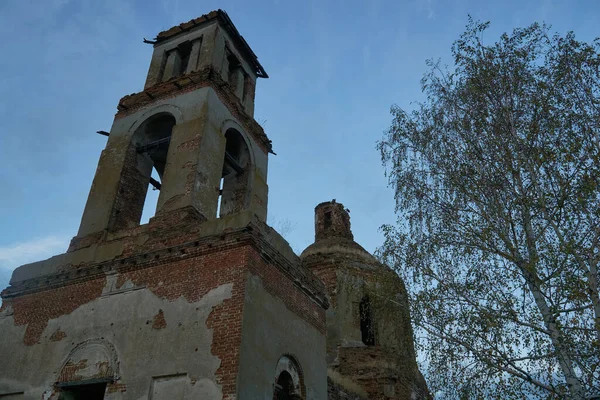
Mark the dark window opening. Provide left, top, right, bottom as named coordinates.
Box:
left=227, top=54, right=245, bottom=98
left=360, top=296, right=376, bottom=346
left=274, top=371, right=294, bottom=400
left=228, top=54, right=241, bottom=76
left=324, top=211, right=332, bottom=229
left=59, top=382, right=107, bottom=400
left=218, top=129, right=250, bottom=218
left=177, top=41, right=192, bottom=75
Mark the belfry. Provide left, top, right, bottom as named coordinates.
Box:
left=0, top=10, right=429, bottom=400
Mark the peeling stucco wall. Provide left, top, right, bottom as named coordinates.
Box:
left=0, top=273, right=233, bottom=400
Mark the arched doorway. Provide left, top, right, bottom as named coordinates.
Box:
left=56, top=339, right=119, bottom=400
left=275, top=371, right=294, bottom=400
left=272, top=355, right=304, bottom=400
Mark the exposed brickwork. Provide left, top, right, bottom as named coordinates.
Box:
left=151, top=309, right=167, bottom=329
left=3, top=227, right=326, bottom=399
left=6, top=277, right=105, bottom=346
left=309, top=264, right=338, bottom=307
left=49, top=328, right=67, bottom=342
left=314, top=201, right=353, bottom=241
left=301, top=199, right=431, bottom=399
left=0, top=10, right=338, bottom=400
left=112, top=244, right=250, bottom=399
left=335, top=346, right=430, bottom=400
left=106, top=382, right=127, bottom=394
left=327, top=377, right=365, bottom=400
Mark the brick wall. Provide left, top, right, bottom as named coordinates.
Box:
left=3, top=228, right=328, bottom=399
left=4, top=242, right=248, bottom=398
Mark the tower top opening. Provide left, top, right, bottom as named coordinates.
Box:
left=151, top=9, right=268, bottom=78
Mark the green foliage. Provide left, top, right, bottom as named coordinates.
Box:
left=378, top=17, right=600, bottom=399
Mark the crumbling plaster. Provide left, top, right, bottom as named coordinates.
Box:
left=0, top=275, right=233, bottom=399
left=77, top=84, right=269, bottom=239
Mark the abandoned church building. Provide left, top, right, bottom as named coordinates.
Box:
left=0, top=10, right=429, bottom=400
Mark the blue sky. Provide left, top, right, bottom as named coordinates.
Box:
left=0, top=0, right=598, bottom=294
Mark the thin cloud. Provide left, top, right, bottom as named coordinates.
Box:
left=417, top=0, right=435, bottom=20
left=0, top=235, right=69, bottom=271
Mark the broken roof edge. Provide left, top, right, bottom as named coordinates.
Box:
left=154, top=9, right=269, bottom=79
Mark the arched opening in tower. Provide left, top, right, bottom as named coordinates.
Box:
left=135, top=113, right=176, bottom=224
left=360, top=295, right=376, bottom=346
left=217, top=128, right=250, bottom=218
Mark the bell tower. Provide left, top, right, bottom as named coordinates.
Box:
left=1, top=11, right=329, bottom=400
left=74, top=10, right=271, bottom=244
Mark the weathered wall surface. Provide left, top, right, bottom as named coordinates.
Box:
left=0, top=10, right=335, bottom=400
left=236, top=251, right=328, bottom=399
left=143, top=13, right=259, bottom=116
left=327, top=376, right=366, bottom=400
left=1, top=218, right=328, bottom=400
left=0, top=243, right=250, bottom=400
left=301, top=201, right=431, bottom=399
left=307, top=262, right=429, bottom=399
left=77, top=80, right=269, bottom=239
left=335, top=346, right=429, bottom=400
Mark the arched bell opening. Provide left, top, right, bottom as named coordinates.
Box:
left=217, top=128, right=251, bottom=218
left=108, top=112, right=176, bottom=231
left=134, top=113, right=176, bottom=224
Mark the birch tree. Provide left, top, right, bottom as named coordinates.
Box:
left=378, top=19, right=600, bottom=399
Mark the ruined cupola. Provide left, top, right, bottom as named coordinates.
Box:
left=301, top=200, right=431, bottom=400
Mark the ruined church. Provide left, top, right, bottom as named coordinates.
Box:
left=0, top=10, right=429, bottom=400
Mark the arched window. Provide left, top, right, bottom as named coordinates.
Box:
left=273, top=355, right=304, bottom=400
left=360, top=295, right=376, bottom=346
left=217, top=128, right=250, bottom=218
left=134, top=113, right=176, bottom=224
